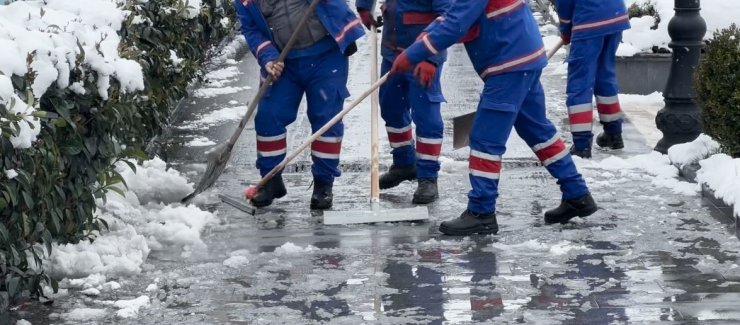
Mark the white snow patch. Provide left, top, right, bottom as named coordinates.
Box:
left=4, top=169, right=18, bottom=179
left=114, top=296, right=150, bottom=318
left=697, top=154, right=740, bottom=218
left=185, top=0, right=203, bottom=19
left=668, top=134, right=721, bottom=167
left=145, top=283, right=158, bottom=292
left=194, top=86, right=250, bottom=98
left=576, top=152, right=699, bottom=196
left=223, top=255, right=250, bottom=268
left=116, top=157, right=194, bottom=204
left=272, top=242, right=318, bottom=255
left=61, top=308, right=107, bottom=321
left=186, top=137, right=216, bottom=147
left=15, top=320, right=31, bottom=325
left=619, top=1, right=740, bottom=55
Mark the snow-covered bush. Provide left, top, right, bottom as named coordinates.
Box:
left=695, top=24, right=740, bottom=158
left=0, top=0, right=234, bottom=308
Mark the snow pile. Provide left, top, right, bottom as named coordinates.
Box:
left=114, top=295, right=150, bottom=318
left=116, top=157, right=194, bottom=204
left=619, top=1, right=740, bottom=56
left=576, top=151, right=699, bottom=196
left=0, top=0, right=147, bottom=148
left=59, top=308, right=108, bottom=322
left=223, top=249, right=251, bottom=268
left=667, top=134, right=721, bottom=167
left=45, top=157, right=216, bottom=284
left=697, top=154, right=740, bottom=218
left=187, top=137, right=217, bottom=147
left=271, top=242, right=318, bottom=255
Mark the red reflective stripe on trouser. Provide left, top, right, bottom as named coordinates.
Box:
left=387, top=127, right=413, bottom=148
left=416, top=137, right=442, bottom=160
left=533, top=137, right=568, bottom=166
left=469, top=150, right=501, bottom=179
left=569, top=111, right=593, bottom=125
left=257, top=134, right=287, bottom=156
left=311, top=138, right=341, bottom=159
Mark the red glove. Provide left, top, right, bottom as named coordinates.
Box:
left=358, top=9, right=382, bottom=30
left=390, top=51, right=413, bottom=74
left=414, top=61, right=436, bottom=88
left=561, top=33, right=571, bottom=45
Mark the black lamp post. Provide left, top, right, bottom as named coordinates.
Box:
left=654, top=0, right=707, bottom=153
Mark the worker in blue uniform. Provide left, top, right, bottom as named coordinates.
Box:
left=235, top=0, right=365, bottom=209
left=390, top=0, right=598, bottom=235
left=356, top=0, right=450, bottom=204
left=555, top=0, right=631, bottom=158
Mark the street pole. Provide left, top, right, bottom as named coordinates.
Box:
left=654, top=0, right=707, bottom=153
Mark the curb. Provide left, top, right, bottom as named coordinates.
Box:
left=674, top=161, right=737, bottom=224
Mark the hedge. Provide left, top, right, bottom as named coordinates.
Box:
left=0, top=0, right=235, bottom=308
left=695, top=24, right=740, bottom=157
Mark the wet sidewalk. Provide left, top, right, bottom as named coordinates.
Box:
left=8, top=35, right=740, bottom=324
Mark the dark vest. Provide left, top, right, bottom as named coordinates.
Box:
left=258, top=0, right=328, bottom=50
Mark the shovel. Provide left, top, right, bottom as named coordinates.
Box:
left=182, top=0, right=323, bottom=203
left=452, top=39, right=565, bottom=149
left=323, top=25, right=429, bottom=225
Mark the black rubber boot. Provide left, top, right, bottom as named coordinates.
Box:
left=379, top=164, right=417, bottom=189
left=412, top=179, right=438, bottom=204
left=439, top=209, right=498, bottom=236
left=250, top=174, right=287, bottom=207
left=544, top=193, right=598, bottom=225
left=596, top=132, right=624, bottom=149
left=310, top=179, right=333, bottom=210
left=569, top=146, right=592, bottom=159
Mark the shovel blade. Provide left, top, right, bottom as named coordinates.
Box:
left=452, top=112, right=476, bottom=150
left=181, top=142, right=233, bottom=203
left=323, top=206, right=429, bottom=225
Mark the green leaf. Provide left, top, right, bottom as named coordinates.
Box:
left=0, top=223, right=10, bottom=244
left=7, top=276, right=20, bottom=297
left=43, top=230, right=53, bottom=255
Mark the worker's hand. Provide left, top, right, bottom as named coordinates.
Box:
left=560, top=33, right=571, bottom=45
left=265, top=61, right=284, bottom=79
left=390, top=51, right=413, bottom=74
left=358, top=9, right=382, bottom=30
left=414, top=61, right=436, bottom=88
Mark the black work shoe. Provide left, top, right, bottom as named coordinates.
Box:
left=596, top=132, right=624, bottom=149
left=250, top=175, right=287, bottom=207
left=569, top=146, right=592, bottom=159
left=412, top=179, right=438, bottom=204
left=379, top=164, right=417, bottom=189
left=310, top=179, right=333, bottom=210
left=544, top=193, right=598, bottom=225
left=439, top=209, right=498, bottom=236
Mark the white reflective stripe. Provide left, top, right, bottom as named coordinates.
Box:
left=389, top=140, right=414, bottom=148
left=568, top=103, right=593, bottom=114
left=417, top=137, right=443, bottom=144
left=470, top=150, right=501, bottom=162
left=470, top=169, right=500, bottom=180
left=559, top=18, right=571, bottom=24
left=336, top=19, right=361, bottom=41
left=422, top=35, right=438, bottom=55
left=573, top=14, right=629, bottom=32
left=312, top=151, right=340, bottom=159
left=256, top=134, right=286, bottom=142
left=542, top=148, right=569, bottom=166
left=256, top=41, right=270, bottom=54
left=416, top=153, right=439, bottom=161
left=316, top=136, right=342, bottom=143
left=532, top=134, right=560, bottom=152
left=570, top=123, right=593, bottom=133
left=486, top=0, right=524, bottom=19
left=386, top=125, right=412, bottom=133
left=259, top=149, right=287, bottom=157
left=480, top=47, right=545, bottom=78
left=599, top=112, right=624, bottom=122
left=596, top=95, right=619, bottom=104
